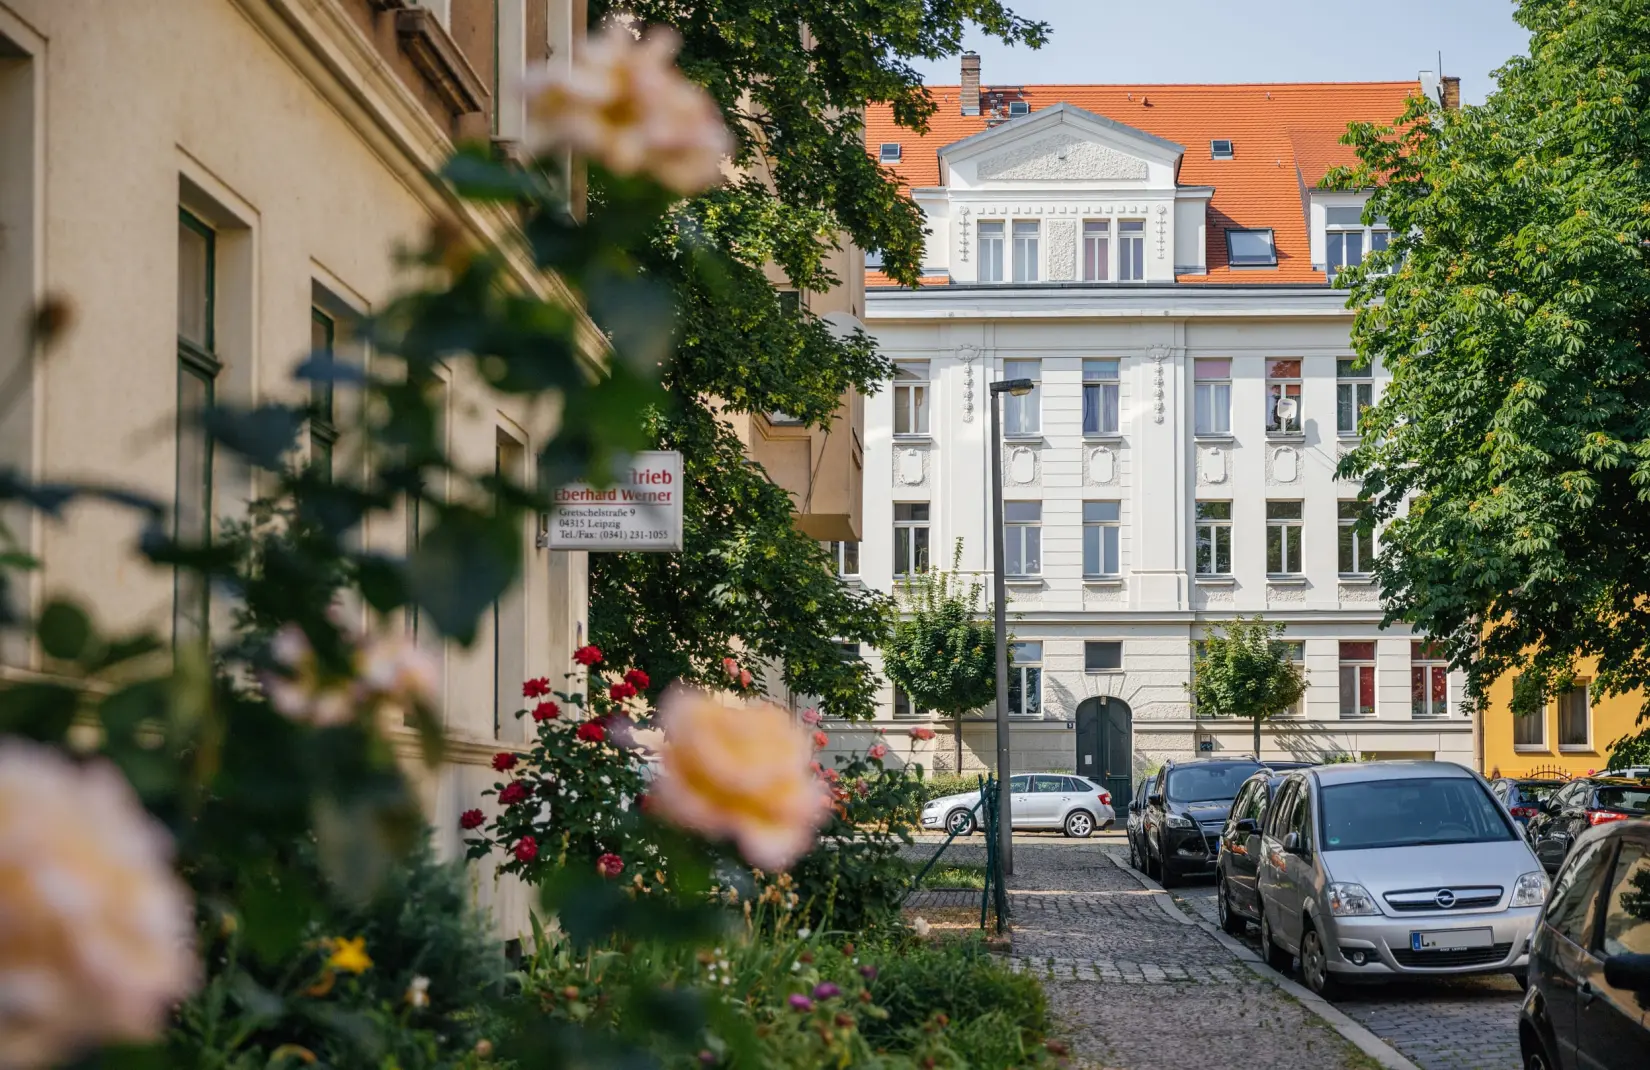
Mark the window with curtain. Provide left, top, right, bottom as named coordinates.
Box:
left=1082, top=359, right=1119, bottom=435
left=1338, top=641, right=1376, bottom=718
left=1083, top=501, right=1120, bottom=576
left=1011, top=220, right=1040, bottom=282
left=1083, top=219, right=1111, bottom=280
left=1194, top=359, right=1231, bottom=436
left=978, top=221, right=1005, bottom=282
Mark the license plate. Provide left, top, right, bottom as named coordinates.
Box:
left=1410, top=927, right=1494, bottom=952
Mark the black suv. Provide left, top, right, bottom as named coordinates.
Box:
left=1129, top=758, right=1263, bottom=887
left=1525, top=777, right=1650, bottom=873
left=1519, top=819, right=1650, bottom=1069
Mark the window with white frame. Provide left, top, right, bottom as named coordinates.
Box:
left=1338, top=500, right=1373, bottom=575
left=828, top=540, right=860, bottom=576
left=1265, top=501, right=1303, bottom=575
left=176, top=210, right=218, bottom=648
left=1194, top=501, right=1232, bottom=575
left=1082, top=359, right=1119, bottom=435
left=1336, top=358, right=1373, bottom=436
left=1265, top=358, right=1303, bottom=434
left=978, top=221, right=1005, bottom=282
left=1277, top=641, right=1306, bottom=715
left=892, top=685, right=927, bottom=719
left=1226, top=228, right=1277, bottom=268
left=1411, top=641, right=1449, bottom=719
left=893, top=360, right=930, bottom=436
left=1008, top=641, right=1042, bottom=716
left=1118, top=219, right=1145, bottom=281
left=879, top=142, right=902, bottom=163
left=1002, top=359, right=1041, bottom=435
left=894, top=503, right=930, bottom=575
left=1339, top=642, right=1376, bottom=718
left=1083, top=501, right=1120, bottom=577
left=1194, top=359, right=1231, bottom=436
left=1513, top=679, right=1546, bottom=747
left=1011, top=221, right=1039, bottom=282
left=1085, top=641, right=1122, bottom=672
left=1558, top=684, right=1590, bottom=748
left=1326, top=205, right=1393, bottom=274
left=1210, top=139, right=1235, bottom=160
left=1004, top=501, right=1042, bottom=576
left=1083, top=220, right=1111, bottom=280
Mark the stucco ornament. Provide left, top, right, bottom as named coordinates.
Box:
left=1088, top=446, right=1116, bottom=484
left=1045, top=219, right=1078, bottom=281
left=957, top=206, right=971, bottom=264
left=957, top=344, right=979, bottom=422
left=895, top=447, right=926, bottom=486
left=1271, top=445, right=1300, bottom=483
left=1007, top=446, right=1037, bottom=485
left=976, top=132, right=1149, bottom=181
left=1148, top=345, right=1169, bottom=424
left=1267, top=584, right=1307, bottom=604
left=1198, top=445, right=1227, bottom=485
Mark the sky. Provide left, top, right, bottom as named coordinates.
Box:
left=911, top=0, right=1531, bottom=105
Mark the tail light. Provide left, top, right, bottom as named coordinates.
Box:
left=1509, top=805, right=1537, bottom=819
left=1586, top=809, right=1629, bottom=826
left=1098, top=792, right=1112, bottom=806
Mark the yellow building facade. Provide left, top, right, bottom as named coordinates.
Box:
left=1480, top=665, right=1646, bottom=778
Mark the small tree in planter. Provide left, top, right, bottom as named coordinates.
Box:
left=1188, top=617, right=1308, bottom=760
left=880, top=541, right=995, bottom=773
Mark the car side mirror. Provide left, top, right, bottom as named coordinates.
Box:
left=1128, top=800, right=1140, bottom=814
left=1604, top=953, right=1650, bottom=993
left=1540, top=798, right=1559, bottom=814
left=1234, top=818, right=1258, bottom=835
left=1282, top=831, right=1307, bottom=856
left=1148, top=792, right=1164, bottom=808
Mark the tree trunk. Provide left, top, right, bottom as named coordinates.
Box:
left=1253, top=713, right=1262, bottom=761
left=955, top=712, right=964, bottom=773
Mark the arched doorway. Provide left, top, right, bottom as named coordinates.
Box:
left=1075, top=697, right=1133, bottom=812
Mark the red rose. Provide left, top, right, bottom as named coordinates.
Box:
left=459, top=808, right=485, bottom=830
left=637, top=792, right=650, bottom=811
left=576, top=721, right=606, bottom=744
left=573, top=645, right=603, bottom=667
left=532, top=701, right=560, bottom=722
left=608, top=681, right=637, bottom=701
left=492, top=752, right=518, bottom=772
left=812, top=730, right=829, bottom=749
left=624, top=669, right=651, bottom=690
left=522, top=677, right=552, bottom=699
left=596, top=853, right=624, bottom=879
left=498, top=781, right=531, bottom=806
left=514, top=836, right=538, bottom=862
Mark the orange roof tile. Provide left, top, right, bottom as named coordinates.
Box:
left=865, top=81, right=1418, bottom=284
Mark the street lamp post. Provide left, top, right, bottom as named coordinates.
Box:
left=988, top=376, right=1034, bottom=877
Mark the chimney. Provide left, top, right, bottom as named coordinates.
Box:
left=961, top=52, right=981, bottom=116
left=1441, top=75, right=1461, bottom=110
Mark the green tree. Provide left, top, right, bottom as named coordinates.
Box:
left=881, top=541, right=996, bottom=772
left=1187, top=617, right=1308, bottom=760
left=1331, top=0, right=1650, bottom=750
left=588, top=1, right=1047, bottom=715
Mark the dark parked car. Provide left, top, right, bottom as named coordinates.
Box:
left=1490, top=777, right=1567, bottom=829
left=1132, top=758, right=1264, bottom=887
left=1526, top=777, right=1650, bottom=873
left=1519, top=819, right=1650, bottom=1070
left=1261, top=761, right=1318, bottom=771
left=1126, top=769, right=1159, bottom=872
left=1214, top=770, right=1286, bottom=934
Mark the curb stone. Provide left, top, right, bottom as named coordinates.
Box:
left=1102, top=851, right=1422, bottom=1070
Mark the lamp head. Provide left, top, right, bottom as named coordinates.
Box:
left=992, top=378, right=1035, bottom=397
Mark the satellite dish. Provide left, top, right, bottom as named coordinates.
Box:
left=1276, top=397, right=1299, bottom=424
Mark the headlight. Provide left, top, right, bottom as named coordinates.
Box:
left=1327, top=882, right=1380, bottom=917
left=1511, top=870, right=1550, bottom=908
left=1165, top=813, right=1194, bottom=829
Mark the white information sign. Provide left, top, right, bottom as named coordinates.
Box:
left=547, top=451, right=683, bottom=552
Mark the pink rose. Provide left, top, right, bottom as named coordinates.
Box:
left=867, top=743, right=887, bottom=761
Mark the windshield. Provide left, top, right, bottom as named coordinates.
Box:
left=1320, top=777, right=1516, bottom=851
left=1164, top=764, right=1262, bottom=803
left=1594, top=786, right=1650, bottom=814
left=1515, top=782, right=1561, bottom=803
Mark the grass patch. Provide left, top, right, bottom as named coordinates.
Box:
left=906, top=860, right=988, bottom=890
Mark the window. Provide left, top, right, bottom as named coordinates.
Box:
left=1558, top=684, right=1591, bottom=748
left=893, top=361, right=930, bottom=436
left=309, top=309, right=338, bottom=481
left=1002, top=359, right=1041, bottom=435
left=1083, top=220, right=1111, bottom=281
left=1194, top=501, right=1232, bottom=576
left=1326, top=205, right=1393, bottom=274
left=1085, top=641, right=1122, bottom=672
left=878, top=142, right=902, bottom=163
left=493, top=430, right=527, bottom=740
left=1336, top=358, right=1373, bottom=436
left=1004, top=501, right=1042, bottom=576
left=1265, top=501, right=1303, bottom=575
left=1338, top=500, right=1373, bottom=575
left=1602, top=844, right=1650, bottom=957
left=1225, top=228, right=1277, bottom=268
left=1265, top=359, right=1303, bottom=434
left=1011, top=221, right=1039, bottom=282
left=1211, top=139, right=1234, bottom=159
left=1083, top=501, right=1120, bottom=576
left=1545, top=837, right=1610, bottom=946
left=1008, top=99, right=1030, bottom=117
left=1118, top=220, right=1145, bottom=281
left=1082, top=359, right=1119, bottom=435
left=175, top=210, right=219, bottom=647
left=829, top=540, right=860, bottom=576
left=1008, top=641, right=1042, bottom=717
left=893, top=503, right=930, bottom=575
left=1411, top=641, right=1449, bottom=718
left=978, top=221, right=1005, bottom=282
left=1513, top=680, right=1546, bottom=747
left=1194, top=359, right=1231, bottom=436
left=893, top=685, right=926, bottom=719
left=1278, top=641, right=1307, bottom=715
left=1338, top=641, right=1376, bottom=718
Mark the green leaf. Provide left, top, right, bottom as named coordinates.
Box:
left=203, top=404, right=305, bottom=470
left=0, top=682, right=80, bottom=742
left=407, top=509, right=521, bottom=646
left=36, top=599, right=92, bottom=661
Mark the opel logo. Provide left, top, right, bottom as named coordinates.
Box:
left=1435, top=889, right=1457, bottom=909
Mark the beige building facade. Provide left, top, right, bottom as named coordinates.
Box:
left=0, top=0, right=590, bottom=935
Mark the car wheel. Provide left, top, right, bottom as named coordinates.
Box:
left=1512, top=969, right=1529, bottom=992
left=1299, top=923, right=1341, bottom=1000
left=1127, top=833, right=1141, bottom=870
left=1522, top=1028, right=1556, bottom=1070
left=945, top=809, right=975, bottom=837
left=1259, top=906, right=1293, bottom=972
left=1064, top=810, right=1095, bottom=838
left=1156, top=839, right=1178, bottom=887
left=1216, top=875, right=1246, bottom=935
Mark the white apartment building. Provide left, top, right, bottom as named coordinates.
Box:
left=827, top=61, right=1472, bottom=804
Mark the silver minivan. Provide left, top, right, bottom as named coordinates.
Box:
left=1255, top=761, right=1550, bottom=998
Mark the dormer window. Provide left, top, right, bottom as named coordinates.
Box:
left=1226, top=228, right=1277, bottom=268
left=1326, top=205, right=1393, bottom=274
left=1008, top=100, right=1030, bottom=117
left=879, top=142, right=902, bottom=163
left=1211, top=139, right=1235, bottom=159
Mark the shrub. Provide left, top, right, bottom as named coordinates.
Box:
left=862, top=934, right=1048, bottom=1054
left=789, top=749, right=926, bottom=932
